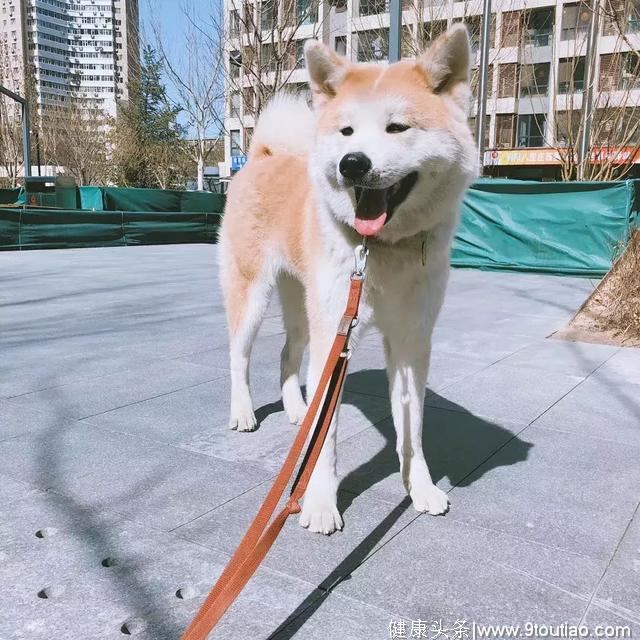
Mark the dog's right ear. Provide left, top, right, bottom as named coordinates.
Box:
left=304, top=40, right=348, bottom=109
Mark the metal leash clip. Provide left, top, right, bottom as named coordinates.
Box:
left=352, top=240, right=369, bottom=280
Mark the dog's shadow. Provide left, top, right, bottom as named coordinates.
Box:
left=256, top=367, right=533, bottom=639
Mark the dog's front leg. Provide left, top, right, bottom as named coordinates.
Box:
left=384, top=331, right=449, bottom=515
left=299, top=319, right=344, bottom=535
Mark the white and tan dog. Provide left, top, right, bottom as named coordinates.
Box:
left=219, top=25, right=477, bottom=535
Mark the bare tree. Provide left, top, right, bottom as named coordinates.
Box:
left=41, top=100, right=111, bottom=186
left=0, top=38, right=25, bottom=186
left=152, top=2, right=225, bottom=190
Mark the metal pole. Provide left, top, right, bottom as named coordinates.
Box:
left=475, top=0, right=492, bottom=174
left=389, top=0, right=402, bottom=63
left=577, top=0, right=600, bottom=180
left=0, top=85, right=32, bottom=178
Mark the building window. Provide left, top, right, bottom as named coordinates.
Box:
left=468, top=115, right=491, bottom=149
left=501, top=10, right=523, bottom=47
left=334, top=35, right=347, bottom=56
left=244, top=127, right=253, bottom=150
left=230, top=50, right=241, bottom=79
left=517, top=114, right=546, bottom=147
left=519, top=63, right=550, bottom=96
left=561, top=3, right=591, bottom=40
left=558, top=57, right=585, bottom=93
left=629, top=0, right=640, bottom=31
left=230, top=90, right=241, bottom=117
left=619, top=51, right=640, bottom=89
left=524, top=7, right=554, bottom=46
left=497, top=63, right=518, bottom=98
left=243, top=86, right=255, bottom=114
left=555, top=111, right=581, bottom=146
left=297, top=0, right=317, bottom=24
left=359, top=0, right=387, bottom=17
left=230, top=129, right=242, bottom=157
left=357, top=28, right=388, bottom=61
left=496, top=114, right=516, bottom=148
left=229, top=9, right=240, bottom=37
left=295, top=39, right=307, bottom=68
left=260, top=0, right=276, bottom=31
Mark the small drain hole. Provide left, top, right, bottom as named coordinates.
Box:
left=101, top=557, right=117, bottom=568
left=37, top=585, right=64, bottom=599
left=120, top=618, right=146, bottom=635
left=35, top=527, right=57, bottom=539
left=175, top=585, right=196, bottom=600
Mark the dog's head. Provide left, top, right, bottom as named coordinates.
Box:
left=305, top=25, right=477, bottom=241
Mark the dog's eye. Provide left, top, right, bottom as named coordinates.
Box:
left=386, top=123, right=410, bottom=133
left=340, top=126, right=354, bottom=136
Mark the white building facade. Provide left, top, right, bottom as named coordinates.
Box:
left=1, top=0, right=139, bottom=117
left=220, top=0, right=640, bottom=179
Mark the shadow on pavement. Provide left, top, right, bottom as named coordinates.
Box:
left=266, top=367, right=533, bottom=639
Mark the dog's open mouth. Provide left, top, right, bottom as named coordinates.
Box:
left=353, top=172, right=418, bottom=236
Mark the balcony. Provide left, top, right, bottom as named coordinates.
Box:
left=524, top=29, right=553, bottom=47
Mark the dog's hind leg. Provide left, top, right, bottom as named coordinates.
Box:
left=223, top=267, right=274, bottom=432
left=278, top=274, right=309, bottom=424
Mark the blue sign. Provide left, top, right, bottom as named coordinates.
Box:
left=231, top=155, right=247, bottom=171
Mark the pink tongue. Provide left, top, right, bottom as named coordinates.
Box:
left=355, top=212, right=387, bottom=236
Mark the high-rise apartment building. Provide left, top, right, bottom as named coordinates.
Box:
left=221, top=0, right=640, bottom=179
left=0, top=0, right=139, bottom=117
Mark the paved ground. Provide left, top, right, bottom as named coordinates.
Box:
left=1, top=244, right=639, bottom=640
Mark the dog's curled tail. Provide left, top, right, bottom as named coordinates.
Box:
left=248, top=93, right=314, bottom=161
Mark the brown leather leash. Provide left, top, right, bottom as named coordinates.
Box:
left=181, top=242, right=369, bottom=640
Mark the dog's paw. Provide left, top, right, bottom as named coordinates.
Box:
left=285, top=399, right=308, bottom=425
left=299, top=499, right=343, bottom=535
left=410, top=480, right=449, bottom=516
left=229, top=406, right=257, bottom=432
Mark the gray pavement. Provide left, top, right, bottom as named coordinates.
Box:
left=1, top=244, right=639, bottom=640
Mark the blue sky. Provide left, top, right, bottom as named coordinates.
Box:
left=139, top=0, right=220, bottom=134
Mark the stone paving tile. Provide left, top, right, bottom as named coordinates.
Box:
left=0, top=492, right=326, bottom=640
left=0, top=400, right=75, bottom=442
left=176, top=487, right=417, bottom=590
left=500, top=339, right=619, bottom=376
left=0, top=423, right=271, bottom=531
left=85, top=374, right=390, bottom=471
left=533, top=376, right=640, bottom=447
left=582, top=605, right=640, bottom=639
left=4, top=359, right=229, bottom=420
left=430, top=326, right=536, bottom=364
left=446, top=426, right=640, bottom=560
left=345, top=348, right=490, bottom=398
left=426, top=363, right=584, bottom=424
left=0, top=347, right=170, bottom=399
left=592, top=347, right=640, bottom=385
left=336, top=406, right=529, bottom=501
left=333, top=514, right=598, bottom=626
left=591, top=510, right=640, bottom=621
left=271, top=591, right=406, bottom=640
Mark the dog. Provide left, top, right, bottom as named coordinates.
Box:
left=218, top=24, right=477, bottom=535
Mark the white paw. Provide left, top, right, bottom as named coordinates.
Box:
left=410, top=480, right=449, bottom=515
left=299, top=498, right=343, bottom=535
left=229, top=404, right=257, bottom=432
left=285, top=398, right=308, bottom=425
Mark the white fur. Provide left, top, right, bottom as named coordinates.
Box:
left=248, top=93, right=314, bottom=159
left=222, top=33, right=477, bottom=534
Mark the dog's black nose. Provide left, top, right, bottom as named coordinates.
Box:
left=339, top=152, right=372, bottom=181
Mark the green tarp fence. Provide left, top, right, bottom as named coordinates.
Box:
left=0, top=209, right=220, bottom=251
left=1, top=180, right=637, bottom=277
left=451, top=179, right=637, bottom=277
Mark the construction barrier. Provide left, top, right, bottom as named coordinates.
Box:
left=1, top=181, right=637, bottom=277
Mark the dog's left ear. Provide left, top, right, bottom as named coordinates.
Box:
left=305, top=40, right=349, bottom=109
left=416, top=24, right=471, bottom=94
